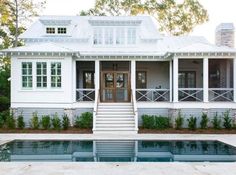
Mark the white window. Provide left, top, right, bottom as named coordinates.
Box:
left=127, top=28, right=136, bottom=45
left=51, top=62, right=61, bottom=88
left=116, top=28, right=125, bottom=45
left=58, top=27, right=67, bottom=34
left=46, top=27, right=55, bottom=34
left=22, top=62, right=32, bottom=88
left=104, top=28, right=113, bottom=45
left=93, top=28, right=103, bottom=45
left=36, top=62, right=47, bottom=88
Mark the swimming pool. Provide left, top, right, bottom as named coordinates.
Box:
left=0, top=140, right=236, bottom=162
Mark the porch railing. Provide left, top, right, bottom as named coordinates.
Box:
left=76, top=89, right=95, bottom=102
left=136, top=89, right=170, bottom=102
left=178, top=88, right=203, bottom=102
left=209, top=88, right=234, bottom=102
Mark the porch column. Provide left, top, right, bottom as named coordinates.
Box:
left=95, top=60, right=100, bottom=97
left=203, top=57, right=209, bottom=102
left=234, top=58, right=236, bottom=102
left=169, top=60, right=172, bottom=102
left=173, top=57, right=178, bottom=102
left=131, top=60, right=136, bottom=100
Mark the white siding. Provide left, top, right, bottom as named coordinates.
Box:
left=11, top=56, right=73, bottom=105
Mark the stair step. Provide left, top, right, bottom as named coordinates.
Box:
left=99, top=103, right=132, bottom=106
left=96, top=116, right=134, bottom=121
left=98, top=107, right=132, bottom=109
left=96, top=119, right=134, bottom=122
left=98, top=109, right=133, bottom=112
left=96, top=121, right=135, bottom=124
left=94, top=128, right=136, bottom=131
left=97, top=111, right=134, bottom=116
left=96, top=125, right=135, bottom=128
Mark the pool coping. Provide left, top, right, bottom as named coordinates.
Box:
left=0, top=134, right=236, bottom=175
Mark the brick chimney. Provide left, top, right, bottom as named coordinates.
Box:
left=215, top=23, right=235, bottom=48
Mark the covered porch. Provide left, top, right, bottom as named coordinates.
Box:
left=74, top=56, right=236, bottom=104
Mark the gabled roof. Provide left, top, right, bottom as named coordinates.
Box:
left=19, top=15, right=161, bottom=41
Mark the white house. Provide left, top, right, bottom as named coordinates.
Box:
left=2, top=16, right=236, bottom=133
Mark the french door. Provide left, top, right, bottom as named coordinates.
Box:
left=101, top=71, right=130, bottom=102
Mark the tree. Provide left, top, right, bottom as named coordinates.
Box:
left=81, top=0, right=208, bottom=36
left=0, top=0, right=46, bottom=112
left=0, top=0, right=46, bottom=47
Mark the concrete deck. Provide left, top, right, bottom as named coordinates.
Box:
left=0, top=133, right=236, bottom=175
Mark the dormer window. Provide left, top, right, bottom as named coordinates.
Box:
left=46, top=27, right=67, bottom=35
left=46, top=27, right=55, bottom=34
left=58, top=27, right=67, bottom=34
left=93, top=27, right=137, bottom=46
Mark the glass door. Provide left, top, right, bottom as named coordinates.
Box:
left=101, top=71, right=130, bottom=102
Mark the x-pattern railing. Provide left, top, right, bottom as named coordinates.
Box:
left=76, top=89, right=95, bottom=101
left=209, top=88, right=233, bottom=102
left=136, top=89, right=169, bottom=102
left=178, top=88, right=203, bottom=102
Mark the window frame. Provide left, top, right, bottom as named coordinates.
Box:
left=46, top=27, right=56, bottom=34
left=36, top=62, right=47, bottom=88
left=57, top=27, right=67, bottom=34
left=127, top=28, right=136, bottom=45
left=178, top=71, right=196, bottom=88
left=22, top=62, right=33, bottom=89
left=136, top=71, right=147, bottom=89
left=51, top=62, right=62, bottom=88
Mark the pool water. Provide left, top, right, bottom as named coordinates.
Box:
left=0, top=140, right=236, bottom=162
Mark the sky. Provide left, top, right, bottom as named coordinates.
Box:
left=41, top=0, right=236, bottom=44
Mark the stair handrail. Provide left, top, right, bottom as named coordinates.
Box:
left=131, top=89, right=138, bottom=131
left=93, top=89, right=100, bottom=131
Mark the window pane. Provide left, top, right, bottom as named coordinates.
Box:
left=116, top=28, right=125, bottom=45
left=22, top=62, right=32, bottom=88
left=104, top=28, right=113, bottom=45
left=93, top=28, right=103, bottom=45
left=127, top=28, right=136, bottom=44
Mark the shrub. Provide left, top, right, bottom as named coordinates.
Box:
left=142, top=115, right=155, bottom=129
left=6, top=112, right=16, bottom=129
left=175, top=111, right=184, bottom=130
left=0, top=110, right=9, bottom=128
left=41, top=115, right=51, bottom=130
left=51, top=113, right=61, bottom=130
left=200, top=113, right=208, bottom=129
left=0, top=96, right=10, bottom=112
left=212, top=113, right=221, bottom=130
left=155, top=116, right=170, bottom=129
left=74, top=112, right=93, bottom=129
left=187, top=116, right=197, bottom=130
left=17, top=113, right=25, bottom=129
left=223, top=110, right=232, bottom=129
left=62, top=114, right=70, bottom=130
left=30, top=112, right=40, bottom=129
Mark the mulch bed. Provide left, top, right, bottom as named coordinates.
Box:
left=0, top=128, right=92, bottom=134
left=0, top=128, right=236, bottom=134
left=139, top=128, right=236, bottom=134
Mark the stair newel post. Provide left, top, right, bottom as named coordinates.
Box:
left=93, top=89, right=99, bottom=132
left=131, top=89, right=138, bottom=132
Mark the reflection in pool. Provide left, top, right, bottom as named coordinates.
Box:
left=0, top=140, right=236, bottom=162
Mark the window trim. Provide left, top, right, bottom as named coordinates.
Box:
left=21, top=62, right=33, bottom=89
left=51, top=62, right=62, bottom=88
left=36, top=62, right=47, bottom=88
left=136, top=71, right=147, bottom=89
left=178, top=71, right=196, bottom=88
